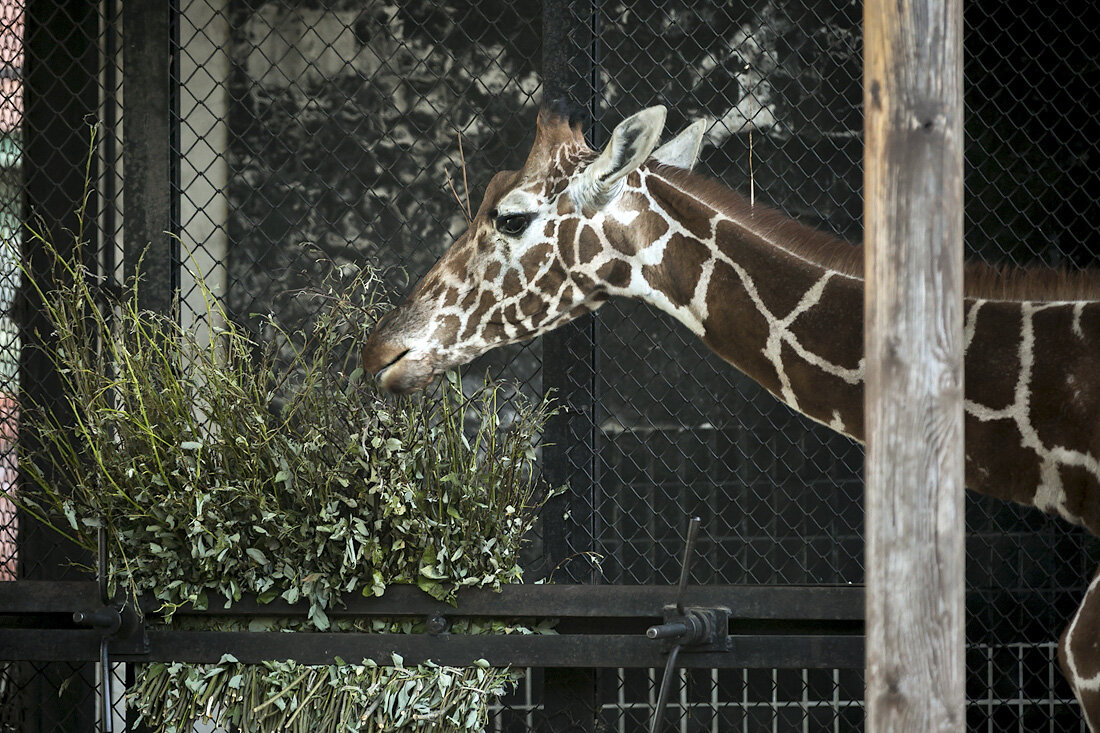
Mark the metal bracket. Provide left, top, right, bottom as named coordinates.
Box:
left=646, top=516, right=730, bottom=733
left=649, top=603, right=730, bottom=653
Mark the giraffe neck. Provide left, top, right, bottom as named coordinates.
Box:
left=611, top=165, right=1100, bottom=535
left=623, top=166, right=866, bottom=439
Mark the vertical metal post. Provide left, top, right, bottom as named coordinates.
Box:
left=863, top=0, right=965, bottom=729
left=122, top=1, right=177, bottom=315
left=121, top=6, right=177, bottom=728
left=18, top=2, right=99, bottom=729
left=540, top=0, right=601, bottom=729
left=540, top=0, right=600, bottom=591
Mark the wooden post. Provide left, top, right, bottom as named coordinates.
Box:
left=863, top=0, right=965, bottom=729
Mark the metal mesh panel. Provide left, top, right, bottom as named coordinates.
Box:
left=3, top=0, right=1100, bottom=731
left=0, top=0, right=17, bottom=583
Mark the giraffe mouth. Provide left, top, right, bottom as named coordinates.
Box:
left=376, top=348, right=411, bottom=378
left=374, top=348, right=438, bottom=394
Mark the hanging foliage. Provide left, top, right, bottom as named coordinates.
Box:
left=12, top=221, right=556, bottom=730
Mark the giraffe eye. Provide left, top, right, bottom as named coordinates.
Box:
left=495, top=213, right=532, bottom=237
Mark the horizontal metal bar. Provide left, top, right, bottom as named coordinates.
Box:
left=0, top=581, right=102, bottom=614
left=0, top=629, right=864, bottom=669
left=0, top=629, right=147, bottom=660
left=155, top=584, right=866, bottom=621
left=2, top=581, right=865, bottom=621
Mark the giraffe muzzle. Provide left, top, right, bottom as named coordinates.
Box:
left=363, top=340, right=438, bottom=394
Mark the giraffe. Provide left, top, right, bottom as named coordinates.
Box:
left=361, top=103, right=1100, bottom=727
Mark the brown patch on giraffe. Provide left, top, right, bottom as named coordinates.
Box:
left=962, top=301, right=1022, bottom=412
left=596, top=259, right=631, bottom=288
left=635, top=209, right=670, bottom=242
left=780, top=341, right=864, bottom=438
left=410, top=272, right=440, bottom=300
left=604, top=218, right=636, bottom=255
left=572, top=271, right=596, bottom=292
left=1079, top=301, right=1100, bottom=338
left=641, top=233, right=709, bottom=308
left=442, top=287, right=459, bottom=307
left=1028, top=305, right=1100, bottom=451
left=577, top=223, right=602, bottom=265
left=720, top=219, right=833, bottom=318
left=480, top=319, right=509, bottom=342
left=503, top=303, right=518, bottom=322
left=432, top=314, right=461, bottom=344
left=520, top=243, right=552, bottom=280
left=519, top=292, right=544, bottom=317
left=701, top=260, right=781, bottom=396
left=648, top=175, right=715, bottom=241
left=424, top=280, right=446, bottom=301
left=502, top=268, right=523, bottom=297
left=964, top=414, right=1043, bottom=505
left=785, top=277, right=863, bottom=372
left=461, top=290, right=496, bottom=340
left=1059, top=464, right=1100, bottom=535
left=560, top=284, right=576, bottom=306
left=460, top=288, right=478, bottom=309
left=544, top=220, right=557, bottom=239
left=544, top=170, right=573, bottom=200
left=447, top=240, right=476, bottom=275
left=534, top=267, right=566, bottom=295
left=558, top=218, right=579, bottom=267
left=484, top=260, right=502, bottom=282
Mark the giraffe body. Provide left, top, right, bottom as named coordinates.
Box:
left=361, top=104, right=1100, bottom=726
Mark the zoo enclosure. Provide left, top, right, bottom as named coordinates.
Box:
left=1, top=0, right=1099, bottom=731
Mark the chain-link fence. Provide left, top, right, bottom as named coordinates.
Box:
left=2, top=0, right=1099, bottom=730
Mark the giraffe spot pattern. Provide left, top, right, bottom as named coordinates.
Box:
left=501, top=268, right=522, bottom=297
left=641, top=233, right=709, bottom=308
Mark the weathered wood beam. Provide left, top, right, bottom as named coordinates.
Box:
left=863, top=0, right=965, bottom=728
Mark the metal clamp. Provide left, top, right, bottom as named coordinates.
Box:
left=646, top=517, right=730, bottom=733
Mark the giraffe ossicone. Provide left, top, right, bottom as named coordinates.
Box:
left=361, top=103, right=1100, bottom=729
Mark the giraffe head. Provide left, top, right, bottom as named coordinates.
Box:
left=362, top=103, right=706, bottom=393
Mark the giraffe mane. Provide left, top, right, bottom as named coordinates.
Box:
left=652, top=165, right=1100, bottom=304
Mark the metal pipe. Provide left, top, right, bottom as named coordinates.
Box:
left=648, top=643, right=682, bottom=733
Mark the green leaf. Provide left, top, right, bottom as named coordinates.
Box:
left=308, top=604, right=330, bottom=631
left=417, top=575, right=450, bottom=601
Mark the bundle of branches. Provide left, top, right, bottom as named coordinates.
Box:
left=12, top=224, right=554, bottom=731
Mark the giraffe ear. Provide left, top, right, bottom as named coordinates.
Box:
left=652, top=118, right=706, bottom=171
left=574, top=106, right=666, bottom=210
